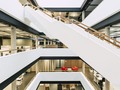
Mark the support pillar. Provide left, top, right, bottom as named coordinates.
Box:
left=82, top=11, right=86, bottom=74
left=50, top=40, right=52, bottom=45
left=104, top=26, right=110, bottom=36
left=103, top=79, right=110, bottom=90
left=11, top=27, right=16, bottom=90
left=4, top=26, right=17, bottom=90
left=82, top=11, right=85, bottom=21
left=49, top=60, right=51, bottom=71
left=35, top=36, right=39, bottom=48
left=35, top=61, right=39, bottom=74
left=51, top=60, right=54, bottom=71
left=35, top=36, right=39, bottom=74
left=44, top=39, right=46, bottom=48
left=4, top=81, right=16, bottom=90
left=57, top=84, right=62, bottom=90
left=82, top=62, right=85, bottom=74
left=11, top=26, right=16, bottom=54
left=0, top=37, right=3, bottom=56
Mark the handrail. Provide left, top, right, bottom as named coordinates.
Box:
left=0, top=47, right=34, bottom=56
left=71, top=19, right=120, bottom=48
left=0, top=49, right=17, bottom=53
left=24, top=3, right=120, bottom=48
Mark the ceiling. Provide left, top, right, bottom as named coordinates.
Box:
left=0, top=22, right=35, bottom=39
left=36, top=0, right=85, bottom=8
left=16, top=0, right=120, bottom=40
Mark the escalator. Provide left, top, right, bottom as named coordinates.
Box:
left=24, top=5, right=120, bottom=89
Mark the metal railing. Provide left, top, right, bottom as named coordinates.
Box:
left=24, top=3, right=120, bottom=48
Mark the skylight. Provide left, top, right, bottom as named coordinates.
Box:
left=36, top=0, right=85, bottom=8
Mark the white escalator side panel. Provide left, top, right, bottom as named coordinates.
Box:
left=82, top=0, right=120, bottom=26
left=47, top=21, right=120, bottom=87
left=24, top=6, right=56, bottom=38
left=24, top=6, right=120, bottom=88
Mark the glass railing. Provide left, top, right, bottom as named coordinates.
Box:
left=24, top=3, right=120, bottom=48
left=0, top=47, right=33, bottom=56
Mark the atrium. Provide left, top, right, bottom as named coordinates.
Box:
left=0, top=0, right=120, bottom=90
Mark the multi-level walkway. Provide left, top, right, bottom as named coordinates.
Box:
left=26, top=72, right=94, bottom=90
left=24, top=5, right=120, bottom=90
left=0, top=0, right=120, bottom=89
left=0, top=48, right=78, bottom=89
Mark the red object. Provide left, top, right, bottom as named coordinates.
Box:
left=71, top=66, right=78, bottom=71
left=61, top=66, right=68, bottom=71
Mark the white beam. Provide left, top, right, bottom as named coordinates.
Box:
left=26, top=72, right=95, bottom=90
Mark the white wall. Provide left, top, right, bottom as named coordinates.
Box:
left=3, top=39, right=32, bottom=47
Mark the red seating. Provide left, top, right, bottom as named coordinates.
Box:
left=71, top=66, right=78, bottom=71
left=61, top=66, right=68, bottom=71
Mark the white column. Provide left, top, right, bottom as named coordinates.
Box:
left=51, top=60, right=54, bottom=71
left=82, top=11, right=86, bottom=74
left=35, top=36, right=39, bottom=74
left=35, top=61, right=39, bottom=74
left=39, top=60, right=43, bottom=72
left=47, top=40, right=50, bottom=45
left=35, top=36, right=39, bottom=48
left=49, top=60, right=51, bottom=71
left=82, top=11, right=85, bottom=21
left=50, top=40, right=53, bottom=45
left=44, top=39, right=46, bottom=48
left=82, top=62, right=85, bottom=74
left=11, top=26, right=16, bottom=53
left=104, top=79, right=110, bottom=90
left=4, top=27, right=17, bottom=90
left=11, top=27, right=17, bottom=90
left=45, top=60, right=49, bottom=71
left=104, top=26, right=110, bottom=36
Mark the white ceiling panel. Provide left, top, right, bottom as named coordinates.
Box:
left=36, top=0, right=85, bottom=8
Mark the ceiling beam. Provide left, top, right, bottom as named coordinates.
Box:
left=44, top=8, right=81, bottom=12
left=92, top=11, right=120, bottom=30
left=81, top=0, right=93, bottom=11
left=0, top=11, right=45, bottom=36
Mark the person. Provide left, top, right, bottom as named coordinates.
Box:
left=98, top=80, right=103, bottom=90
left=21, top=46, right=25, bottom=51
left=17, top=47, right=22, bottom=52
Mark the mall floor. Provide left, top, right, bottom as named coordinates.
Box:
left=17, top=68, right=101, bottom=90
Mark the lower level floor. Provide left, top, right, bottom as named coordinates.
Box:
left=4, top=59, right=114, bottom=90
